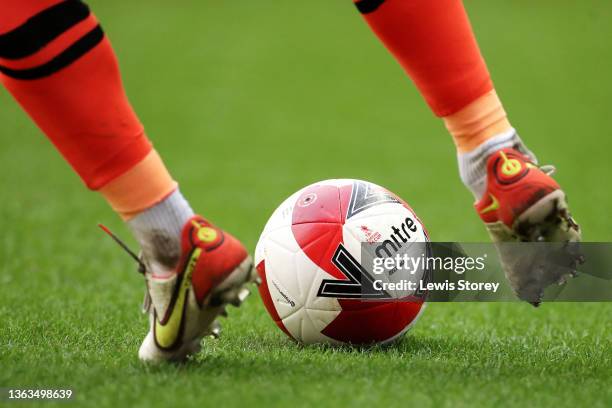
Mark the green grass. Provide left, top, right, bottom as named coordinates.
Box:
left=1, top=1, right=611, bottom=407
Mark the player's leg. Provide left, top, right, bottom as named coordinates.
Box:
left=353, top=0, right=581, bottom=304
left=0, top=0, right=257, bottom=361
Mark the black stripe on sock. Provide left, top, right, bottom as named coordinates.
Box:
left=0, top=25, right=104, bottom=80
left=0, top=0, right=90, bottom=59
left=354, top=0, right=386, bottom=14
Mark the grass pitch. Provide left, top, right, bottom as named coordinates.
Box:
left=1, top=1, right=611, bottom=407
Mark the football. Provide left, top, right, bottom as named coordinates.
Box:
left=255, top=179, right=429, bottom=345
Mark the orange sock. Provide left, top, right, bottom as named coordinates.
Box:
left=355, top=0, right=493, bottom=117
left=0, top=0, right=175, bottom=219
left=0, top=0, right=152, bottom=190
left=443, top=90, right=513, bottom=153
left=354, top=0, right=515, bottom=151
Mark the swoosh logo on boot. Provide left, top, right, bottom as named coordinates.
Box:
left=154, top=247, right=201, bottom=349
left=480, top=194, right=499, bottom=215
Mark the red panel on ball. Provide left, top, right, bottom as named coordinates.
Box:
left=292, top=184, right=345, bottom=280
left=256, top=261, right=294, bottom=339
left=321, top=301, right=423, bottom=344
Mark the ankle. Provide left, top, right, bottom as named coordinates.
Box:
left=127, top=189, right=194, bottom=273
left=444, top=90, right=512, bottom=153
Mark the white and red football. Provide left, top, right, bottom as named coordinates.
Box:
left=255, top=179, right=428, bottom=345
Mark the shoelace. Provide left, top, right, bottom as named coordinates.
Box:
left=98, top=224, right=146, bottom=274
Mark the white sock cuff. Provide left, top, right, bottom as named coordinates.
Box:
left=127, top=188, right=194, bottom=270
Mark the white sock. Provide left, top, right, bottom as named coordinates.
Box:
left=458, top=129, right=536, bottom=200
left=127, top=189, right=194, bottom=276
